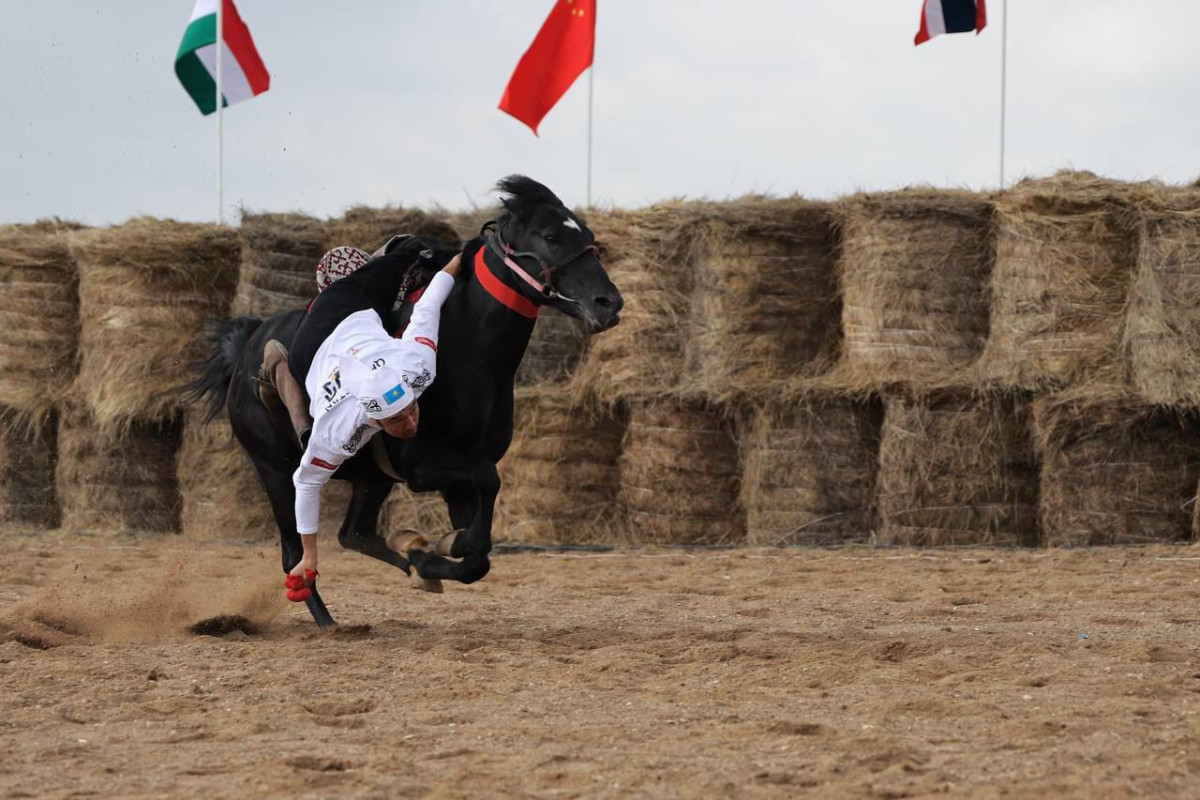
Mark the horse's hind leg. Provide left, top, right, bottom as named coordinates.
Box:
left=336, top=481, right=444, bottom=591
left=255, top=460, right=337, bottom=629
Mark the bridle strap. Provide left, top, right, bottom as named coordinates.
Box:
left=482, top=219, right=598, bottom=304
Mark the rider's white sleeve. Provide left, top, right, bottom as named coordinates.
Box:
left=292, top=441, right=345, bottom=535
left=403, top=271, right=454, bottom=347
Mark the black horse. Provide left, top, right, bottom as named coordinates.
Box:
left=187, top=176, right=623, bottom=628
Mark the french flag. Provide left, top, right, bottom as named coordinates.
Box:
left=915, top=0, right=987, bottom=46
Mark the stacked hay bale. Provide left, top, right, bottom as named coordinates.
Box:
left=1035, top=392, right=1200, bottom=546
left=0, top=221, right=81, bottom=529
left=876, top=393, right=1039, bottom=546
left=496, top=389, right=625, bottom=544
left=383, top=484, right=447, bottom=543
left=327, top=205, right=461, bottom=252
left=978, top=172, right=1141, bottom=391
left=571, top=204, right=700, bottom=399
left=177, top=407, right=275, bottom=542
left=685, top=197, right=839, bottom=395
left=832, top=189, right=994, bottom=391
left=618, top=400, right=744, bottom=545
left=1125, top=186, right=1200, bottom=405
left=740, top=397, right=881, bottom=545
left=516, top=310, right=590, bottom=386
left=233, top=212, right=328, bottom=316
left=65, top=219, right=240, bottom=534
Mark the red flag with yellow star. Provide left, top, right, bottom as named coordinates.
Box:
left=499, top=0, right=595, bottom=135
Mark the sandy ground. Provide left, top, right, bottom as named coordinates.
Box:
left=1, top=533, right=1198, bottom=799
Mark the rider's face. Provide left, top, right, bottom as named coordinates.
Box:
left=379, top=401, right=419, bottom=440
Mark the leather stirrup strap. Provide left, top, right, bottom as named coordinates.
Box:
left=370, top=435, right=404, bottom=482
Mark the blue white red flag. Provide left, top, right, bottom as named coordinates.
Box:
left=914, top=0, right=987, bottom=46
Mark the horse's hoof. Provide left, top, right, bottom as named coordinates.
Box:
left=386, top=531, right=428, bottom=555
left=410, top=573, right=444, bottom=594
left=435, top=531, right=460, bottom=558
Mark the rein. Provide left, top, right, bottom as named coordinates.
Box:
left=481, top=219, right=598, bottom=307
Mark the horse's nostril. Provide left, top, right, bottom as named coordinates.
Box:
left=595, top=296, right=611, bottom=308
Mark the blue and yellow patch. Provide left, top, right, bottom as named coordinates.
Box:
left=382, top=382, right=407, bottom=405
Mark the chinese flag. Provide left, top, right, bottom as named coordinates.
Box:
left=499, top=0, right=596, bottom=135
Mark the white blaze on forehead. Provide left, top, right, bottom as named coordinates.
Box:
left=562, top=218, right=582, bottom=232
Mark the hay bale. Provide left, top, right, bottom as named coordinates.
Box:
left=0, top=222, right=81, bottom=426
left=618, top=399, right=744, bottom=544
left=234, top=212, right=328, bottom=316
left=446, top=206, right=502, bottom=245
left=1035, top=393, right=1200, bottom=546
left=1125, top=186, right=1200, bottom=405
left=740, top=396, right=880, bottom=545
left=685, top=198, right=839, bottom=399
left=0, top=408, right=60, bottom=530
left=383, top=484, right=447, bottom=540
left=877, top=393, right=1038, bottom=547
left=516, top=309, right=589, bottom=386
left=71, top=219, right=240, bottom=433
left=327, top=206, right=461, bottom=252
left=978, top=172, right=1142, bottom=391
left=832, top=189, right=993, bottom=391
left=496, top=389, right=624, bottom=544
left=571, top=205, right=701, bottom=402
left=56, top=407, right=182, bottom=534
left=177, top=407, right=274, bottom=542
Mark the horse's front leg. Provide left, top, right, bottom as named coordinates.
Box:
left=407, top=461, right=497, bottom=585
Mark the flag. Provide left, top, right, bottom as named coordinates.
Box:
left=915, top=0, right=987, bottom=46
left=175, top=0, right=269, bottom=115
left=499, top=0, right=596, bottom=135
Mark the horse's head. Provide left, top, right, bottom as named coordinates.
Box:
left=491, top=175, right=623, bottom=333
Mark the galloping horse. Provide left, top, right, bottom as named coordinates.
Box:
left=187, top=176, right=623, bottom=628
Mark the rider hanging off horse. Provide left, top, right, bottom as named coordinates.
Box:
left=186, top=176, right=623, bottom=628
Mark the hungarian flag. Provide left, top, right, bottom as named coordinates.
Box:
left=499, top=0, right=596, bottom=135
left=175, top=0, right=270, bottom=115
left=915, top=0, right=987, bottom=45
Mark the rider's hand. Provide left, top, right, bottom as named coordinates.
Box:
left=442, top=253, right=463, bottom=278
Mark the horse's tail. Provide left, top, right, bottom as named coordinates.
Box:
left=182, top=315, right=263, bottom=423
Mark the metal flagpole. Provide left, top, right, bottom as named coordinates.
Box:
left=999, top=0, right=1008, bottom=189
left=216, top=0, right=224, bottom=224
left=586, top=64, right=593, bottom=208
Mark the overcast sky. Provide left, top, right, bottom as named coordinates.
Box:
left=2, top=1, right=1197, bottom=226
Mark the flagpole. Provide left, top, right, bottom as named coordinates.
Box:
left=216, top=0, right=224, bottom=224
left=999, top=0, right=1008, bottom=189
left=586, top=64, right=594, bottom=208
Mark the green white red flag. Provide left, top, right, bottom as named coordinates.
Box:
left=175, top=0, right=269, bottom=115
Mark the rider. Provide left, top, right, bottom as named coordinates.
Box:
left=260, top=246, right=462, bottom=602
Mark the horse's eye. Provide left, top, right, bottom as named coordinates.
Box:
left=543, top=232, right=558, bottom=243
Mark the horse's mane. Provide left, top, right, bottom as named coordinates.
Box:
left=496, top=175, right=564, bottom=220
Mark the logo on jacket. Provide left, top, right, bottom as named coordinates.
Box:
left=404, top=369, right=432, bottom=391
left=415, top=336, right=437, bottom=352
left=343, top=424, right=369, bottom=454
left=321, top=368, right=342, bottom=402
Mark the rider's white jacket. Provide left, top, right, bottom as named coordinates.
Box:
left=292, top=271, right=454, bottom=534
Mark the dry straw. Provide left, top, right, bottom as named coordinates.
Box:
left=1124, top=185, right=1200, bottom=406
left=0, top=221, right=81, bottom=428
left=383, top=484, right=447, bottom=541
left=978, top=171, right=1143, bottom=391
left=71, top=218, right=240, bottom=433
left=177, top=407, right=274, bottom=541
left=1034, top=391, right=1200, bottom=546
left=516, top=310, right=589, bottom=386
left=496, top=388, right=624, bottom=544
left=618, top=399, right=745, bottom=544
left=327, top=205, right=461, bottom=253
left=877, top=392, right=1038, bottom=547
left=740, top=396, right=880, bottom=546
left=571, top=204, right=702, bottom=402
left=685, top=197, right=840, bottom=400
left=0, top=407, right=60, bottom=530
left=234, top=212, right=329, bottom=316
left=831, top=188, right=994, bottom=391
left=56, top=405, right=182, bottom=534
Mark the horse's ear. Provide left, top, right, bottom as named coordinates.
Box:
left=500, top=195, right=529, bottom=222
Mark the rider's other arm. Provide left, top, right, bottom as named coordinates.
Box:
left=292, top=435, right=346, bottom=535
left=402, top=263, right=457, bottom=348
